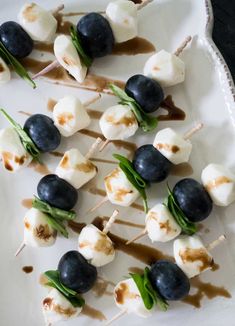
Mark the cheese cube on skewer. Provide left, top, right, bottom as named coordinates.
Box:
left=18, top=3, right=57, bottom=42
left=114, top=278, right=151, bottom=317
left=53, top=96, right=91, bottom=137
left=54, top=35, right=87, bottom=83
left=55, top=149, right=97, bottom=189
left=145, top=204, right=181, bottom=242
left=201, top=163, right=235, bottom=206
left=106, top=0, right=138, bottom=43
left=0, top=58, right=11, bottom=84
left=153, top=128, right=192, bottom=165
left=0, top=128, right=32, bottom=172
left=99, top=105, right=138, bottom=140
left=78, top=224, right=115, bottom=267
left=144, top=50, right=185, bottom=87
left=24, top=208, right=57, bottom=247
left=42, top=288, right=82, bottom=325
left=104, top=167, right=139, bottom=206
left=174, top=236, right=213, bottom=278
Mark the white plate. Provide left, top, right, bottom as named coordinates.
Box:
left=0, top=0, right=235, bottom=325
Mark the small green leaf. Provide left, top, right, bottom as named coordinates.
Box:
left=45, top=215, right=69, bottom=238
left=166, top=186, right=197, bottom=235
left=44, top=270, right=85, bottom=308
left=131, top=273, right=153, bottom=310
left=70, top=26, right=92, bottom=68
left=113, top=154, right=148, bottom=212
left=109, top=84, right=158, bottom=132
left=0, top=108, right=41, bottom=162
left=0, top=41, right=36, bottom=88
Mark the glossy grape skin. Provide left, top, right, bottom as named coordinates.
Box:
left=77, top=13, right=114, bottom=58
left=133, top=145, right=172, bottom=183
left=37, top=174, right=78, bottom=210
left=58, top=251, right=97, bottom=293
left=125, top=74, right=164, bottom=113
left=24, top=114, right=61, bottom=153
left=150, top=260, right=190, bottom=301
left=0, top=21, right=33, bottom=58
left=173, top=178, right=213, bottom=222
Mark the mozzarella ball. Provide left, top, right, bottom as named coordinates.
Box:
left=144, top=50, right=185, bottom=87
left=54, top=35, right=87, bottom=83
left=99, top=105, right=138, bottom=140
left=55, top=148, right=97, bottom=189
left=201, top=164, right=235, bottom=206
left=42, top=288, right=82, bottom=325
left=24, top=208, right=57, bottom=247
left=174, top=236, right=213, bottom=278
left=18, top=3, right=57, bottom=42
left=114, top=278, right=151, bottom=317
left=145, top=204, right=181, bottom=242
left=104, top=167, right=139, bottom=206
left=106, top=0, right=138, bottom=43
left=0, top=58, right=11, bottom=84
left=153, top=128, right=192, bottom=165
left=78, top=224, right=115, bottom=267
left=0, top=128, right=32, bottom=172
left=53, top=96, right=90, bottom=137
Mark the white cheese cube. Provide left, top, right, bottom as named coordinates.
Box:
left=144, top=50, right=185, bottom=87
left=55, top=148, right=97, bottom=189
left=106, top=0, right=138, bottom=43
left=0, top=58, right=11, bottom=84
left=18, top=3, right=57, bottom=42
left=104, top=167, right=139, bottom=206
left=145, top=204, right=181, bottom=242
left=24, top=208, right=57, bottom=247
left=53, top=96, right=90, bottom=137
left=201, top=163, right=235, bottom=206
left=174, top=235, right=213, bottom=278
left=99, top=104, right=138, bottom=140
left=78, top=224, right=115, bottom=267
left=153, top=128, right=192, bottom=165
left=42, top=288, right=82, bottom=325
left=54, top=35, right=87, bottom=83
left=0, top=128, right=32, bottom=172
left=114, top=278, right=151, bottom=317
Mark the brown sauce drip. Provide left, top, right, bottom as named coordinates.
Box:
left=0, top=63, right=4, bottom=72
left=211, top=262, right=220, bottom=271
left=28, top=161, right=51, bottom=175
left=171, top=162, right=193, bottom=177
left=115, top=282, right=139, bottom=304
left=128, top=266, right=144, bottom=274
left=92, top=277, right=115, bottom=297
left=86, top=109, right=103, bottom=119
left=68, top=220, right=87, bottom=233
left=179, top=248, right=213, bottom=272
left=183, top=277, right=231, bottom=308
left=158, top=95, right=186, bottom=121
left=156, top=143, right=180, bottom=153
left=112, top=37, right=155, bottom=55
left=47, top=98, right=57, bottom=112
left=102, top=216, right=145, bottom=229
left=18, top=110, right=32, bottom=117
left=81, top=74, right=125, bottom=93
left=34, top=42, right=54, bottom=54
left=130, top=202, right=145, bottom=211
left=90, top=158, right=116, bottom=165
left=22, top=266, right=33, bottom=274
left=81, top=304, right=106, bottom=321
left=54, top=12, right=72, bottom=35
left=50, top=151, right=64, bottom=157
left=21, top=198, right=33, bottom=209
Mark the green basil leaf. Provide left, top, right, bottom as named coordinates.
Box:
left=44, top=270, right=85, bottom=308
left=33, top=197, right=76, bottom=221
left=109, top=84, right=158, bottom=132
left=113, top=154, right=148, bottom=212
left=143, top=268, right=168, bottom=311
left=70, top=26, right=92, bottom=68
left=166, top=186, right=197, bottom=235
left=44, top=215, right=69, bottom=238
left=0, top=42, right=36, bottom=88
left=0, top=108, right=41, bottom=162
left=130, top=273, right=154, bottom=310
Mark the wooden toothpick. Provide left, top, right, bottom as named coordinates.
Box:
left=183, top=122, right=203, bottom=140
left=83, top=94, right=101, bottom=107
left=88, top=196, right=109, bottom=213
left=206, top=235, right=226, bottom=252
left=15, top=242, right=26, bottom=257
left=32, top=60, right=60, bottom=80
left=126, top=229, right=147, bottom=245
left=99, top=139, right=110, bottom=152
left=174, top=36, right=192, bottom=57
left=103, top=210, right=119, bottom=234
left=137, top=0, right=153, bottom=11
left=85, top=138, right=102, bottom=160
left=105, top=310, right=127, bottom=326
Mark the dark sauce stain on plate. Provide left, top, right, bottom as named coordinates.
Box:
left=92, top=277, right=115, bottom=297
left=34, top=42, right=54, bottom=54
left=112, top=37, right=155, bottom=55
left=128, top=266, right=144, bottom=274
left=102, top=216, right=145, bottom=229
left=47, top=98, right=57, bottom=112
left=50, top=151, right=64, bottom=158
left=21, top=198, right=33, bottom=209
left=28, top=161, right=51, bottom=175
left=81, top=304, right=106, bottom=321
left=171, top=162, right=193, bottom=177
left=158, top=95, right=186, bottom=121
left=22, top=266, right=33, bottom=274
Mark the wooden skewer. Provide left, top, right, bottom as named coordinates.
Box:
left=15, top=242, right=26, bottom=257
left=51, top=4, right=65, bottom=16
left=32, top=60, right=60, bottom=80
left=183, top=122, right=203, bottom=140
left=137, top=0, right=153, bottom=11
left=83, top=94, right=101, bottom=107
left=103, top=210, right=119, bottom=234
left=174, top=36, right=192, bottom=57
left=126, top=228, right=147, bottom=245
left=85, top=138, right=102, bottom=160
left=99, top=139, right=110, bottom=152
left=88, top=196, right=109, bottom=213
left=206, top=235, right=226, bottom=251
left=105, top=310, right=127, bottom=326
